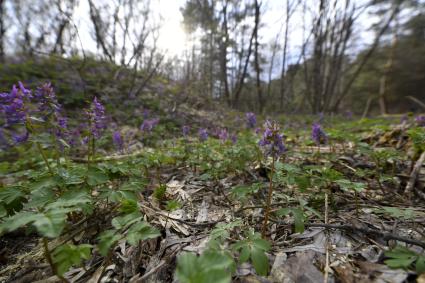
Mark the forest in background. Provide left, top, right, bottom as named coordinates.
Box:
left=0, top=0, right=424, bottom=116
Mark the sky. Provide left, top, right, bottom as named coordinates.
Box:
left=73, top=0, right=377, bottom=63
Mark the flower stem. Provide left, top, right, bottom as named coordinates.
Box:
left=43, top=238, right=69, bottom=283
left=36, top=142, right=53, bottom=175
left=262, top=156, right=275, bottom=238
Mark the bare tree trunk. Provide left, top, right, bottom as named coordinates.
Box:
left=220, top=0, right=231, bottom=106
left=232, top=24, right=255, bottom=108
left=253, top=0, right=263, bottom=113
left=0, top=0, right=5, bottom=62
left=87, top=0, right=113, bottom=62
left=333, top=1, right=401, bottom=111
left=279, top=0, right=291, bottom=111
left=378, top=18, right=398, bottom=115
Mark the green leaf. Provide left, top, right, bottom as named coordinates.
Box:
left=251, top=246, right=269, bottom=276
left=126, top=222, right=160, bottom=246
left=33, top=210, right=68, bottom=238
left=0, top=211, right=40, bottom=235
left=0, top=187, right=26, bottom=205
left=52, top=244, right=92, bottom=275
left=86, top=167, right=109, bottom=186
left=165, top=200, right=182, bottom=211
left=292, top=208, right=305, bottom=233
left=45, top=190, right=91, bottom=211
left=416, top=256, right=425, bottom=274
left=385, top=246, right=418, bottom=270
left=239, top=246, right=250, bottom=263
left=384, top=258, right=416, bottom=269
left=119, top=199, right=139, bottom=214
left=252, top=239, right=271, bottom=251
left=175, top=250, right=235, bottom=283
left=153, top=184, right=167, bottom=201
left=97, top=230, right=120, bottom=256
left=175, top=252, right=198, bottom=283
left=111, top=211, right=142, bottom=230
left=32, top=175, right=61, bottom=191
left=25, top=187, right=55, bottom=208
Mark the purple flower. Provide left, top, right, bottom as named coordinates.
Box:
left=140, top=118, right=160, bottom=133
left=18, top=82, right=32, bottom=98
left=0, top=84, right=28, bottom=126
left=143, top=109, right=150, bottom=119
left=52, top=113, right=68, bottom=140
left=87, top=97, right=106, bottom=138
left=67, top=128, right=81, bottom=146
left=231, top=134, right=238, bottom=144
left=34, top=82, right=60, bottom=113
left=415, top=115, right=425, bottom=127
left=182, top=125, right=190, bottom=137
left=112, top=131, right=124, bottom=152
left=198, top=128, right=208, bottom=142
left=12, top=131, right=29, bottom=144
left=218, top=128, right=228, bottom=143
left=246, top=112, right=257, bottom=129
left=311, top=123, right=327, bottom=145
left=259, top=121, right=286, bottom=158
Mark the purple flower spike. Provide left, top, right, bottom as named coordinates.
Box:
left=246, top=112, right=257, bottom=129
left=198, top=128, right=208, bottom=142
left=218, top=128, right=228, bottom=143
left=34, top=82, right=60, bottom=113
left=113, top=131, right=124, bottom=152
left=140, top=118, right=160, bottom=133
left=0, top=84, right=28, bottom=126
left=88, top=97, right=106, bottom=138
left=259, top=120, right=286, bottom=158
left=18, top=82, right=32, bottom=98
left=311, top=123, right=327, bottom=145
left=12, top=131, right=29, bottom=144
left=231, top=134, right=238, bottom=144
left=415, top=115, right=425, bottom=127
left=182, top=125, right=190, bottom=137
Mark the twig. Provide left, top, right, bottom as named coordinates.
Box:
left=136, top=260, right=166, bottom=282
left=306, top=223, right=425, bottom=249
left=324, top=193, right=330, bottom=283
left=140, top=204, right=220, bottom=228
left=405, top=151, right=425, bottom=196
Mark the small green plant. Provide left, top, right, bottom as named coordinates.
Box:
left=175, top=249, right=236, bottom=283
left=385, top=246, right=425, bottom=274
left=232, top=230, right=271, bottom=276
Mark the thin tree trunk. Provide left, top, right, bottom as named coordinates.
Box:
left=0, top=0, right=5, bottom=62
left=254, top=0, right=263, bottom=113
left=378, top=18, right=398, bottom=115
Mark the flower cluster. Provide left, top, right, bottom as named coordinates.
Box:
left=112, top=131, right=124, bottom=152
left=218, top=128, right=229, bottom=143
left=246, top=112, right=257, bottom=129
left=0, top=82, right=73, bottom=147
left=259, top=121, right=286, bottom=158
left=415, top=115, right=425, bottom=127
left=33, top=82, right=60, bottom=114
left=311, top=123, right=327, bottom=145
left=140, top=118, right=160, bottom=133
left=198, top=128, right=208, bottom=142
left=182, top=125, right=190, bottom=137
left=88, top=97, right=106, bottom=138
left=0, top=83, right=30, bottom=127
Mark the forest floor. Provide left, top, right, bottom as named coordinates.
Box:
left=1, top=111, right=425, bottom=283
